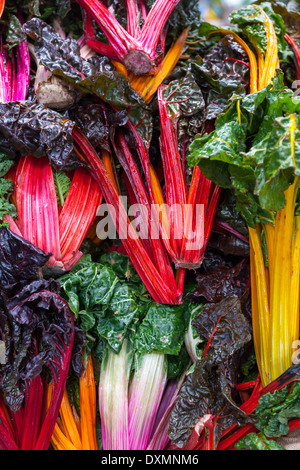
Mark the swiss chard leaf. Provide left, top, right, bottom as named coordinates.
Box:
left=255, top=382, right=300, bottom=438
left=24, top=17, right=153, bottom=146
left=235, top=432, right=285, bottom=450
left=0, top=179, right=17, bottom=222
left=0, top=227, right=51, bottom=293
left=0, top=101, right=78, bottom=170
left=191, top=34, right=250, bottom=121
left=188, top=71, right=300, bottom=226
left=133, top=302, right=189, bottom=357
left=192, top=258, right=250, bottom=303
left=229, top=2, right=292, bottom=63
left=168, top=297, right=252, bottom=448
left=58, top=254, right=151, bottom=355
left=2, top=13, right=26, bottom=50
left=160, top=72, right=206, bottom=149
left=52, top=169, right=71, bottom=206
left=0, top=227, right=83, bottom=427
left=23, top=18, right=106, bottom=82
left=59, top=253, right=190, bottom=368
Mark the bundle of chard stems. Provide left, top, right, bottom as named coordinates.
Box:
left=1, top=0, right=300, bottom=452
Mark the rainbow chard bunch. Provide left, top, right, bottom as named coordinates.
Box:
left=0, top=227, right=84, bottom=450
left=57, top=251, right=195, bottom=450
left=189, top=3, right=300, bottom=388
left=21, top=16, right=187, bottom=303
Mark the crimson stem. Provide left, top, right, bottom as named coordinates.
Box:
left=77, top=0, right=181, bottom=74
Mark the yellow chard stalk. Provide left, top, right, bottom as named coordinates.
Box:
left=220, top=6, right=299, bottom=386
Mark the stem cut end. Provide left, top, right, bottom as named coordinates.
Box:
left=124, top=50, right=152, bottom=75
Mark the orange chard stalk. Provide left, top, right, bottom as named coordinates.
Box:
left=126, top=28, right=189, bottom=104
left=49, top=354, right=98, bottom=450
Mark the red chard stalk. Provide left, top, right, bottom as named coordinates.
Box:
left=77, top=0, right=181, bottom=75
left=72, top=126, right=183, bottom=304
left=285, top=33, right=300, bottom=82
left=0, top=227, right=81, bottom=450
left=7, top=155, right=103, bottom=271
left=128, top=77, right=221, bottom=270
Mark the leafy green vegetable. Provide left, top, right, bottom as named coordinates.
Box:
left=191, top=34, right=250, bottom=121
left=229, top=2, right=292, bottom=63
left=235, top=432, right=285, bottom=450
left=168, top=297, right=252, bottom=448
left=3, top=13, right=26, bottom=50
left=235, top=380, right=300, bottom=450
left=24, top=17, right=153, bottom=145
left=0, top=179, right=17, bottom=223
left=0, top=153, right=14, bottom=178
left=255, top=383, right=300, bottom=437
left=0, top=101, right=77, bottom=171
left=58, top=252, right=190, bottom=366
left=53, top=169, right=71, bottom=206
left=188, top=71, right=300, bottom=227
left=134, top=302, right=189, bottom=357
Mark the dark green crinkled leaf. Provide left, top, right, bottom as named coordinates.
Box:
left=191, top=34, right=250, bottom=121
left=59, top=253, right=191, bottom=366
left=24, top=17, right=110, bottom=83
left=99, top=251, right=144, bottom=287
left=0, top=153, right=14, bottom=179
left=78, top=73, right=153, bottom=148
left=24, top=17, right=153, bottom=146
left=160, top=72, right=206, bottom=151
left=168, top=297, right=252, bottom=448
left=189, top=120, right=247, bottom=188
left=161, top=72, right=205, bottom=120
left=229, top=2, right=292, bottom=63
left=58, top=254, right=150, bottom=354
left=0, top=101, right=79, bottom=171
left=134, top=302, right=189, bottom=356
left=255, top=382, right=300, bottom=438
left=188, top=71, right=300, bottom=226
left=164, top=0, right=201, bottom=44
